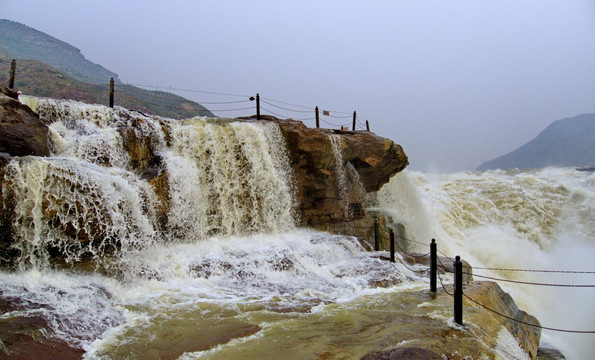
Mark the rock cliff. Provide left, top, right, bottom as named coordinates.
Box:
left=0, top=85, right=50, bottom=157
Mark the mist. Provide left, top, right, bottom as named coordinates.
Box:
left=2, top=0, right=595, bottom=171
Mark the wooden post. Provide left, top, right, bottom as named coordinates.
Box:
left=109, top=78, right=114, bottom=108
left=8, top=59, right=16, bottom=89
left=315, top=106, right=320, bottom=128
left=454, top=255, right=463, bottom=325
left=256, top=93, right=260, bottom=120
left=389, top=228, right=395, bottom=263
left=366, top=120, right=370, bottom=131
left=430, top=239, right=437, bottom=293
left=352, top=111, right=356, bottom=131
left=374, top=219, right=379, bottom=251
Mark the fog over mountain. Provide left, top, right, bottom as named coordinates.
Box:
left=477, top=113, right=595, bottom=170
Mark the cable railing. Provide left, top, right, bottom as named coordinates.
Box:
left=3, top=60, right=373, bottom=131
left=374, top=225, right=595, bottom=335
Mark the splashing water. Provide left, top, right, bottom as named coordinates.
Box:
left=0, top=98, right=418, bottom=358
left=377, top=169, right=595, bottom=359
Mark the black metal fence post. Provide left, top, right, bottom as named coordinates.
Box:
left=366, top=120, right=370, bottom=131
left=389, top=228, right=395, bottom=263
left=430, top=239, right=437, bottom=293
left=315, top=106, right=320, bottom=128
left=374, top=219, right=379, bottom=251
left=8, top=59, right=16, bottom=89
left=256, top=93, right=260, bottom=120
left=454, top=255, right=463, bottom=325
left=109, top=78, right=114, bottom=108
left=352, top=111, right=357, bottom=131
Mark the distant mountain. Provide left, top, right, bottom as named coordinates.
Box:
left=0, top=19, right=120, bottom=84
left=477, top=113, right=595, bottom=170
left=0, top=19, right=214, bottom=118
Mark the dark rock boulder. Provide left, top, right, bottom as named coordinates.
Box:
left=361, top=347, right=441, bottom=360
left=0, top=84, right=50, bottom=156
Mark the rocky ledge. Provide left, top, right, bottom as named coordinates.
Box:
left=0, top=85, right=50, bottom=157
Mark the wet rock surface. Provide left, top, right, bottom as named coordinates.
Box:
left=0, top=84, right=50, bottom=157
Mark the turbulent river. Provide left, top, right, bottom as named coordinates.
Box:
left=376, top=168, right=595, bottom=359
left=1, top=98, right=594, bottom=359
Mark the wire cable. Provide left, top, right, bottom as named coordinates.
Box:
left=463, top=293, right=595, bottom=334
left=463, top=272, right=595, bottom=288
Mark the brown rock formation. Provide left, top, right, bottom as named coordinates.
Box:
left=355, top=281, right=540, bottom=360
left=275, top=118, right=408, bottom=236
left=0, top=84, right=50, bottom=157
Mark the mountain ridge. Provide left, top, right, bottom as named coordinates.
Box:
left=0, top=19, right=120, bottom=85
left=477, top=113, right=595, bottom=170
left=0, top=19, right=214, bottom=119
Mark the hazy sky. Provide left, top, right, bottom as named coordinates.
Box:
left=3, top=1, right=595, bottom=171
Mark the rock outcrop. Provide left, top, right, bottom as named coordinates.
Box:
left=357, top=281, right=541, bottom=359
left=0, top=84, right=50, bottom=157
left=274, top=117, right=408, bottom=240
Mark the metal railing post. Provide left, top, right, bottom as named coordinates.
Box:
left=256, top=93, right=260, bottom=120
left=109, top=78, right=114, bottom=108
left=430, top=239, right=437, bottom=293
left=454, top=255, right=463, bottom=325
left=389, top=228, right=395, bottom=263
left=374, top=219, right=379, bottom=251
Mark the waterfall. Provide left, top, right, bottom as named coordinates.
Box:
left=1, top=98, right=297, bottom=269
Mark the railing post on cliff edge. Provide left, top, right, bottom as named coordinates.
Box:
left=256, top=93, right=261, bottom=120
left=430, top=239, right=437, bottom=293
left=8, top=59, right=16, bottom=89
left=109, top=78, right=114, bottom=108
left=366, top=120, right=370, bottom=131
left=389, top=228, right=395, bottom=263
left=454, top=255, right=463, bottom=325
left=374, top=219, right=379, bottom=251
left=352, top=111, right=357, bottom=131
left=315, top=106, right=320, bottom=128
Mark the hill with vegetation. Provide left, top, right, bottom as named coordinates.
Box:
left=477, top=113, right=595, bottom=170
left=0, top=19, right=213, bottom=119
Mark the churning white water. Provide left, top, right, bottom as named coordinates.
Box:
left=4, top=97, right=592, bottom=358
left=1, top=98, right=417, bottom=359
left=377, top=169, right=595, bottom=359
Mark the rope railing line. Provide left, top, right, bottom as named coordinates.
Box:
left=260, top=96, right=313, bottom=110
left=327, top=113, right=353, bottom=119
left=261, top=106, right=319, bottom=122
left=260, top=106, right=290, bottom=119
left=463, top=293, right=595, bottom=334
left=7, top=60, right=374, bottom=130
left=124, top=82, right=250, bottom=98
left=260, top=99, right=313, bottom=113
left=394, top=251, right=426, bottom=274
left=463, top=272, right=595, bottom=288
left=438, top=272, right=454, bottom=296
left=115, top=92, right=237, bottom=113
left=397, top=236, right=595, bottom=276
left=472, top=267, right=595, bottom=274
left=436, top=255, right=454, bottom=274
left=392, top=237, right=431, bottom=259
left=320, top=118, right=350, bottom=127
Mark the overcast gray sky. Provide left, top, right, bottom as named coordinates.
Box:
left=2, top=0, right=595, bottom=172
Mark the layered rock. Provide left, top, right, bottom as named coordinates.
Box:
left=0, top=85, right=50, bottom=157
left=274, top=117, right=408, bottom=240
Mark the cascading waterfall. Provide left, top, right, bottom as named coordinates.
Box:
left=377, top=169, right=595, bottom=359
left=1, top=98, right=415, bottom=359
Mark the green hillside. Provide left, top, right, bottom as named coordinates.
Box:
left=0, top=19, right=213, bottom=119
left=477, top=113, right=595, bottom=170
